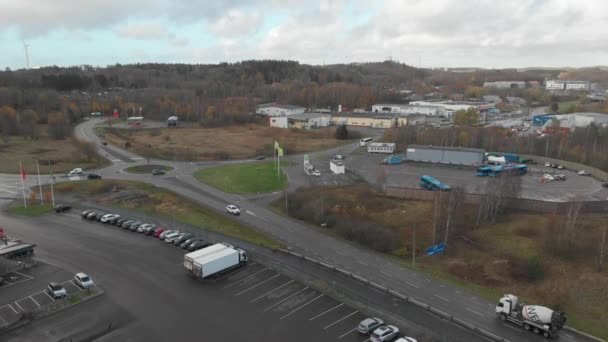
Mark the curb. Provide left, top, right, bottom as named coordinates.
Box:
left=564, top=326, right=607, bottom=342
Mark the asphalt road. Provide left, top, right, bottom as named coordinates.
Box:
left=0, top=118, right=601, bottom=342
left=0, top=208, right=496, bottom=342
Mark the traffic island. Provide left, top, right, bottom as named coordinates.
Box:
left=123, top=164, right=174, bottom=174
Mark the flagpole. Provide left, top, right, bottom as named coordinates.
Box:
left=49, top=160, right=55, bottom=207
left=19, top=161, right=27, bottom=208
left=37, top=160, right=43, bottom=206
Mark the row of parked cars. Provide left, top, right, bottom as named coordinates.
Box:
left=357, top=317, right=417, bottom=342
left=80, top=210, right=212, bottom=251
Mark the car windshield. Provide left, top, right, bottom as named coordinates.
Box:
left=50, top=284, right=63, bottom=290
left=80, top=276, right=90, bottom=282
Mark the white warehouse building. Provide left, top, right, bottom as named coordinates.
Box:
left=270, top=113, right=331, bottom=129
left=372, top=103, right=440, bottom=116
left=256, top=103, right=306, bottom=117
left=545, top=80, right=590, bottom=91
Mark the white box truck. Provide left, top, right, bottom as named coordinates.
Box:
left=496, top=294, right=567, bottom=338
left=184, top=243, right=227, bottom=272
left=191, top=244, right=248, bottom=278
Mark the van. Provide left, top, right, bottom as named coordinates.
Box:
left=360, top=137, right=373, bottom=146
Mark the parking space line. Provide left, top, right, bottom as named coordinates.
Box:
left=280, top=294, right=324, bottom=320
left=222, top=268, right=269, bottom=289
left=235, top=274, right=280, bottom=296
left=309, top=303, right=344, bottom=320
left=0, top=315, right=7, bottom=325
left=14, top=301, right=24, bottom=312
left=323, top=310, right=358, bottom=330
left=249, top=280, right=294, bottom=303
left=338, top=327, right=357, bottom=339
left=211, top=262, right=257, bottom=282
left=15, top=272, right=34, bottom=280
left=406, top=282, right=419, bottom=288
left=8, top=304, right=18, bottom=314
left=29, top=296, right=41, bottom=307
left=263, top=286, right=309, bottom=312
left=43, top=291, right=56, bottom=301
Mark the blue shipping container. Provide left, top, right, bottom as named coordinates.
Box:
left=504, top=153, right=519, bottom=163
left=383, top=156, right=403, bottom=165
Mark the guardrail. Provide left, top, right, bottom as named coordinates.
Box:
left=278, top=248, right=509, bottom=342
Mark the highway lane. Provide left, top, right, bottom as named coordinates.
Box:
left=1, top=118, right=594, bottom=342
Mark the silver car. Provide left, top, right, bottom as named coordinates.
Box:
left=357, top=317, right=384, bottom=335
left=371, top=325, right=399, bottom=342
left=164, top=232, right=182, bottom=243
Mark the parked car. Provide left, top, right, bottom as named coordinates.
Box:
left=180, top=238, right=197, bottom=249
left=73, top=272, right=94, bottom=289
left=143, top=224, right=157, bottom=235
left=174, top=233, right=193, bottom=246
left=100, top=214, right=118, bottom=223
left=121, top=220, right=136, bottom=229
left=544, top=162, right=551, bottom=167
left=137, top=223, right=152, bottom=233
left=94, top=212, right=105, bottom=221
left=357, top=318, right=385, bottom=335
left=87, top=173, right=102, bottom=180
left=68, top=168, right=83, bottom=176
left=115, top=218, right=129, bottom=226
left=557, top=165, right=565, bottom=170
left=312, top=169, right=321, bottom=177
left=555, top=174, right=567, bottom=181
left=164, top=232, right=182, bottom=243
left=187, top=240, right=212, bottom=252
left=152, top=169, right=165, bottom=175
left=159, top=229, right=175, bottom=239
left=226, top=204, right=241, bottom=215
left=578, top=170, right=591, bottom=176
left=395, top=338, right=417, bottom=342
left=602, top=182, right=608, bottom=188
left=86, top=211, right=99, bottom=220
left=81, top=210, right=93, bottom=218
left=108, top=215, right=122, bottom=224
left=47, top=282, right=67, bottom=299
left=55, top=204, right=72, bottom=213
left=128, top=221, right=143, bottom=232
left=370, top=325, right=399, bottom=342
left=154, top=227, right=168, bottom=238
left=255, top=155, right=266, bottom=160
left=550, top=164, right=558, bottom=168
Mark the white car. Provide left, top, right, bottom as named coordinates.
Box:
left=578, top=170, right=590, bottom=176
left=370, top=325, right=399, bottom=342
left=164, top=232, right=182, bottom=243
left=68, top=168, right=83, bottom=176
left=312, top=169, right=321, bottom=177
left=357, top=317, right=384, bottom=334
left=137, top=223, right=153, bottom=233
left=395, top=338, right=417, bottom=342
left=100, top=214, right=119, bottom=223
left=544, top=162, right=551, bottom=167
left=74, top=272, right=94, bottom=289
left=226, top=205, right=241, bottom=215
left=47, top=282, right=67, bottom=299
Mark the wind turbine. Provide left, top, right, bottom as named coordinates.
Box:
left=23, top=40, right=30, bottom=69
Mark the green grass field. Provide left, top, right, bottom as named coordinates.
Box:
left=7, top=204, right=54, bottom=217
left=54, top=180, right=282, bottom=249
left=194, top=162, right=287, bottom=193
left=124, top=164, right=174, bottom=174
left=558, top=100, right=578, bottom=113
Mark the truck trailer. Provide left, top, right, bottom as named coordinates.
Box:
left=191, top=243, right=248, bottom=278
left=496, top=294, right=567, bottom=338
left=382, top=155, right=403, bottom=165
left=184, top=243, right=227, bottom=272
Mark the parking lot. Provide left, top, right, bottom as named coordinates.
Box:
left=204, top=261, right=410, bottom=342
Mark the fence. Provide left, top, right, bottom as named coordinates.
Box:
left=384, top=186, right=608, bottom=214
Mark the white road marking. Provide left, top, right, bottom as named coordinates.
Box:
left=380, top=271, right=392, bottom=278
left=211, top=262, right=257, bottom=282
left=406, top=282, right=419, bottom=288
left=280, top=294, right=324, bottom=320
left=263, top=286, right=309, bottom=312
left=358, top=261, right=368, bottom=267
left=336, top=250, right=347, bottom=256
left=309, top=303, right=344, bottom=320
left=235, top=274, right=280, bottom=296
left=323, top=310, right=358, bottom=330
left=502, top=323, right=523, bottom=332
left=13, top=301, right=24, bottom=312
left=29, top=295, right=41, bottom=307
left=0, top=314, right=7, bottom=325
left=222, top=268, right=269, bottom=289
left=250, top=280, right=295, bottom=303
left=466, top=307, right=483, bottom=316
left=338, top=327, right=358, bottom=339
left=8, top=304, right=18, bottom=314
left=43, top=291, right=55, bottom=302
left=434, top=295, right=449, bottom=302
left=439, top=284, right=446, bottom=287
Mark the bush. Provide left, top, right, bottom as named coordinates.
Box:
left=510, top=256, right=545, bottom=282
left=334, top=219, right=401, bottom=252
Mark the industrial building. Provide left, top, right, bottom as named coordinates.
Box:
left=270, top=113, right=331, bottom=129
left=367, top=142, right=396, bottom=154
left=330, top=113, right=407, bottom=128
left=406, top=145, right=486, bottom=166
left=256, top=103, right=306, bottom=117
left=483, top=81, right=526, bottom=89
left=371, top=104, right=439, bottom=116
left=545, top=80, right=591, bottom=91
left=533, top=112, right=608, bottom=131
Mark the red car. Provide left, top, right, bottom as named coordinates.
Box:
left=154, top=227, right=168, bottom=238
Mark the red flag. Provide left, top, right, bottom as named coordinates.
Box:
left=20, top=164, right=26, bottom=180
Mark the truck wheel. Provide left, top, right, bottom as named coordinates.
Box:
left=543, top=331, right=550, bottom=338
left=533, top=327, right=540, bottom=334
left=524, top=324, right=531, bottom=331
left=499, top=314, right=507, bottom=321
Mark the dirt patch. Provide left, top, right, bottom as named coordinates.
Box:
left=99, top=124, right=350, bottom=161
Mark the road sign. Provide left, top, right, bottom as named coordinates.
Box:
left=304, top=154, right=309, bottom=165
left=426, top=243, right=446, bottom=256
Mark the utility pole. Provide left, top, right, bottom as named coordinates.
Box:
left=412, top=219, right=416, bottom=267
left=23, top=41, right=30, bottom=69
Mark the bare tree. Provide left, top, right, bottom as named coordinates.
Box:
left=598, top=226, right=608, bottom=271
left=443, top=186, right=465, bottom=246
left=477, top=172, right=521, bottom=224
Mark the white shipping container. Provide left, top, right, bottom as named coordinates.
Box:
left=184, top=244, right=226, bottom=271
left=193, top=247, right=246, bottom=278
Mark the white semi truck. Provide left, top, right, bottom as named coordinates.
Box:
left=496, top=294, right=567, bottom=338
left=184, top=243, right=227, bottom=272
left=187, top=243, right=248, bottom=279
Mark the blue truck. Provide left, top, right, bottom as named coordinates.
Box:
left=420, top=175, right=451, bottom=191
left=382, top=155, right=403, bottom=165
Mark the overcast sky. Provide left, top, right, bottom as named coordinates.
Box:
left=1, top=0, right=607, bottom=70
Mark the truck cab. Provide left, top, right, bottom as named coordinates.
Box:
left=236, top=248, right=248, bottom=263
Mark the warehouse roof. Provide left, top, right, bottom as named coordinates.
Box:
left=289, top=113, right=330, bottom=120
left=332, top=112, right=396, bottom=119
left=407, top=145, right=486, bottom=153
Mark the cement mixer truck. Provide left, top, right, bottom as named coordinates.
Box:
left=496, top=294, right=567, bottom=338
